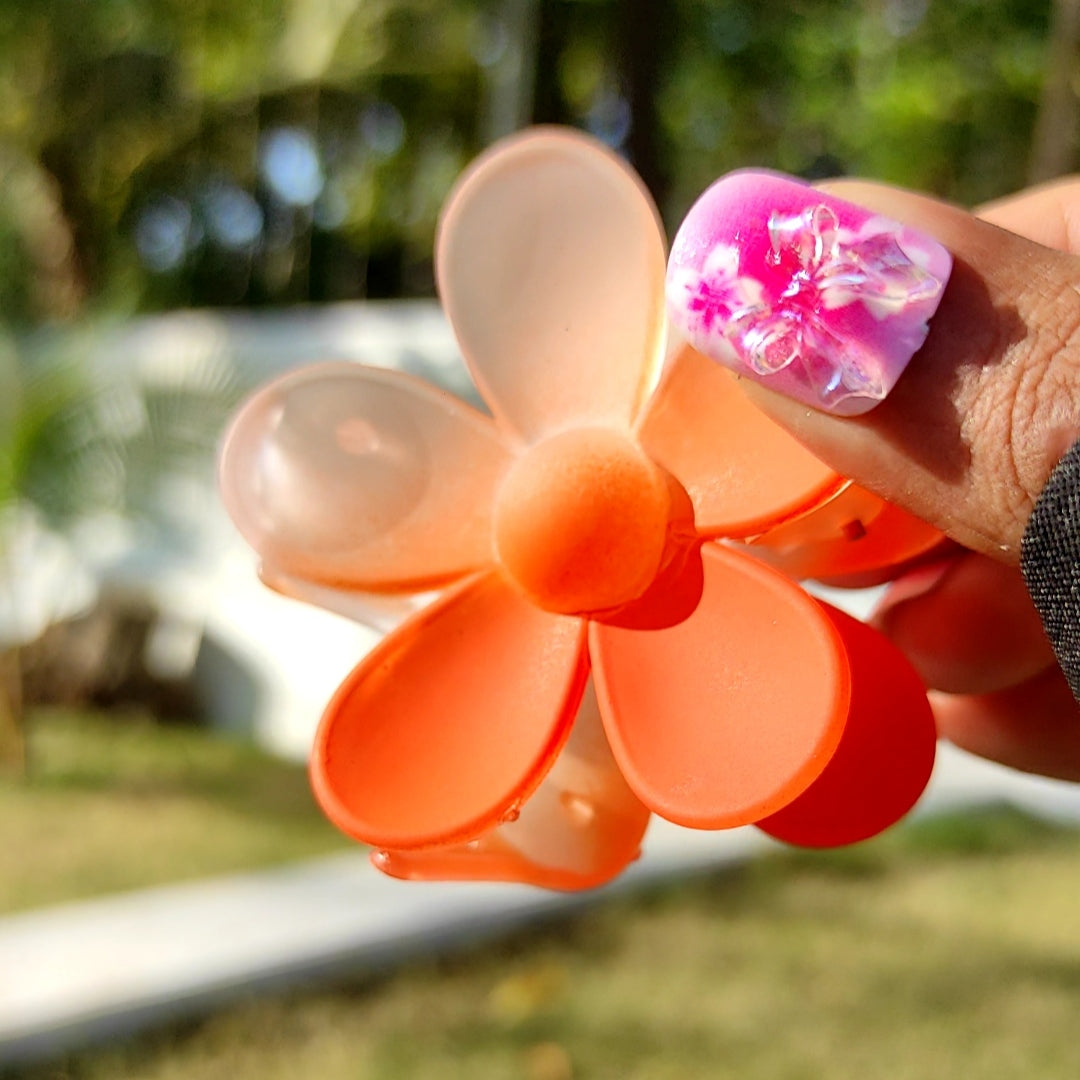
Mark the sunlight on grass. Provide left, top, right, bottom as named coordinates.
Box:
left=19, top=809, right=1080, bottom=1080
left=0, top=708, right=349, bottom=913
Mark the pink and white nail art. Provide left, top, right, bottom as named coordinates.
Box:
left=666, top=171, right=952, bottom=415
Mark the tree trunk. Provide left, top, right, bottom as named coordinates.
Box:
left=531, top=0, right=572, bottom=124
left=483, top=0, right=540, bottom=142
left=37, top=141, right=97, bottom=307
left=0, top=647, right=26, bottom=779
left=1029, top=0, right=1080, bottom=183
left=616, top=0, right=670, bottom=209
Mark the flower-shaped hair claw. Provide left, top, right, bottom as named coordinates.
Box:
left=220, top=129, right=939, bottom=891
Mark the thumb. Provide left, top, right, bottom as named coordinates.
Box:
left=669, top=176, right=1080, bottom=563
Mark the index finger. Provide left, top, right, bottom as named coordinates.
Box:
left=977, top=176, right=1080, bottom=252
left=740, top=179, right=1080, bottom=562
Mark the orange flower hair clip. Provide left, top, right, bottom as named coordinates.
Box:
left=220, top=129, right=941, bottom=891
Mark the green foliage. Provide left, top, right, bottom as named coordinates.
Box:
left=661, top=0, right=1051, bottom=223
left=892, top=803, right=1068, bottom=857
left=0, top=0, right=1066, bottom=320
left=0, top=0, right=489, bottom=319
left=0, top=342, right=93, bottom=526
left=0, top=337, right=244, bottom=544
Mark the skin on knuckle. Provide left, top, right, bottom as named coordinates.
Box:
left=961, top=266, right=1080, bottom=554
left=960, top=368, right=1030, bottom=555
left=1017, top=276, right=1080, bottom=486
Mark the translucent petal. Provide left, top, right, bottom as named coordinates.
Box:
left=371, top=681, right=650, bottom=890
left=748, top=482, right=944, bottom=580
left=220, top=362, right=513, bottom=593
left=311, top=571, right=588, bottom=850
left=637, top=345, right=843, bottom=538
left=437, top=129, right=667, bottom=443
left=259, top=565, right=434, bottom=635
left=757, top=603, right=936, bottom=847
left=590, top=544, right=849, bottom=829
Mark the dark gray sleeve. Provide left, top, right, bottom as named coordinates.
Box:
left=1020, top=437, right=1080, bottom=702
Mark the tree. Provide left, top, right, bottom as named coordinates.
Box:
left=0, top=343, right=90, bottom=773
left=0, top=326, right=250, bottom=774
left=0, top=0, right=489, bottom=319
left=1029, top=0, right=1080, bottom=181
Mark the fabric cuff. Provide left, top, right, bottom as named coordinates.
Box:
left=1021, top=437, right=1080, bottom=702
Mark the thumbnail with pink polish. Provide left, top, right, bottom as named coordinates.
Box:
left=666, top=171, right=952, bottom=416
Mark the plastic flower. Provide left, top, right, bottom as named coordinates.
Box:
left=220, top=129, right=939, bottom=891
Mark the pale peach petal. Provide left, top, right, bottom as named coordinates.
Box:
left=220, top=362, right=513, bottom=593
left=259, top=565, right=434, bottom=635
left=437, top=129, right=667, bottom=443
left=637, top=344, right=843, bottom=538
left=590, top=544, right=849, bottom=829
left=311, top=571, right=588, bottom=850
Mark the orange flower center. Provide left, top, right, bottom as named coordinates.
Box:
left=493, top=427, right=671, bottom=616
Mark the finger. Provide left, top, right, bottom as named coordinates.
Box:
left=737, top=180, right=1080, bottom=563
left=977, top=176, right=1080, bottom=251
left=872, top=551, right=1056, bottom=694
left=931, top=665, right=1080, bottom=782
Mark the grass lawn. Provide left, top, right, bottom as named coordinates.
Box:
left=0, top=707, right=349, bottom=913
left=11, top=807, right=1080, bottom=1080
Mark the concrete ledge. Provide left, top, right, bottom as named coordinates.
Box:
left=0, top=823, right=769, bottom=1066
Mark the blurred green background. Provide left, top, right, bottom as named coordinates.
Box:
left=0, top=0, right=1068, bottom=326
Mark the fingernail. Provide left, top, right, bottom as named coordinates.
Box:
left=666, top=170, right=952, bottom=416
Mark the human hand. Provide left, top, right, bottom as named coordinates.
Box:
left=731, top=177, right=1080, bottom=782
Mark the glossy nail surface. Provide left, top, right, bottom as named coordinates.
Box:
left=666, top=171, right=952, bottom=415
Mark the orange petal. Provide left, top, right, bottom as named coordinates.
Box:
left=372, top=681, right=650, bottom=890
left=590, top=544, right=850, bottom=829
left=637, top=345, right=844, bottom=538
left=311, top=572, right=588, bottom=850
left=437, top=129, right=667, bottom=444
left=219, top=363, right=513, bottom=593
left=748, top=483, right=944, bottom=580
left=757, top=603, right=936, bottom=847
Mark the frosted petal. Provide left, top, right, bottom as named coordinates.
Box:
left=220, top=363, right=513, bottom=592
left=591, top=544, right=849, bottom=829
left=311, top=572, right=588, bottom=850
left=437, top=129, right=667, bottom=443
left=638, top=344, right=843, bottom=538
left=748, top=482, right=944, bottom=580
left=373, top=681, right=650, bottom=890
left=758, top=603, right=936, bottom=846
